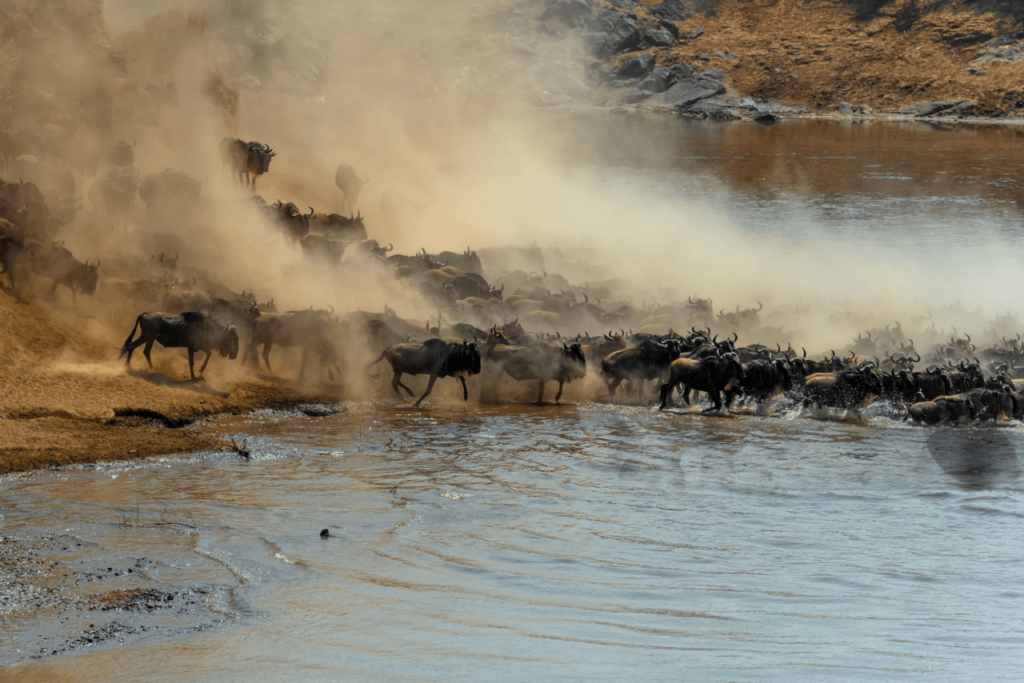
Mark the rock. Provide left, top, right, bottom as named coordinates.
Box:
left=668, top=63, right=695, bottom=80
left=837, top=102, right=856, bottom=115
left=659, top=19, right=680, bottom=40
left=650, top=76, right=725, bottom=108
left=613, top=54, right=656, bottom=80
left=856, top=105, right=873, bottom=115
left=694, top=54, right=711, bottom=61
left=648, top=0, right=689, bottom=22
left=709, top=51, right=738, bottom=60
left=967, top=67, right=988, bottom=76
left=542, top=0, right=593, bottom=24
left=685, top=98, right=743, bottom=120
left=915, top=99, right=975, bottom=117
left=608, top=0, right=639, bottom=8
left=582, top=11, right=641, bottom=58
left=641, top=29, right=674, bottom=48
left=753, top=111, right=781, bottom=124
left=701, top=68, right=728, bottom=81
left=691, top=25, right=705, bottom=39
left=298, top=403, right=345, bottom=417
left=624, top=68, right=675, bottom=102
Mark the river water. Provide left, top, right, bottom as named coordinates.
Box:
left=4, top=118, right=1024, bottom=680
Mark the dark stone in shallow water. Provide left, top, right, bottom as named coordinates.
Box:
left=297, top=404, right=345, bottom=418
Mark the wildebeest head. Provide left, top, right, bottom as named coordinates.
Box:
left=563, top=342, right=587, bottom=380
left=220, top=325, right=240, bottom=359
left=254, top=143, right=276, bottom=174
left=78, top=258, right=100, bottom=295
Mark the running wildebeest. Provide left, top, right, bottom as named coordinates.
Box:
left=119, top=311, right=239, bottom=380
left=368, top=338, right=481, bottom=407
left=335, top=163, right=369, bottom=215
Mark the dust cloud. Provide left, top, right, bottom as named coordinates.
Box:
left=2, top=0, right=1021, bottom=388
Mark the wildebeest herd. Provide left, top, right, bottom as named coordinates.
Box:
left=2, top=133, right=1023, bottom=426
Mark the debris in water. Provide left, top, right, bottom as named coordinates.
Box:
left=319, top=529, right=330, bottom=538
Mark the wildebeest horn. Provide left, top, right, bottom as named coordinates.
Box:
left=174, top=251, right=179, bottom=260
left=719, top=309, right=725, bottom=317
left=160, top=251, right=165, bottom=261
left=192, top=276, right=197, bottom=285
left=911, top=352, right=920, bottom=362
left=713, top=334, right=719, bottom=342
left=386, top=243, right=393, bottom=252
left=328, top=304, right=334, bottom=315
left=732, top=332, right=738, bottom=342
left=306, top=206, right=315, bottom=219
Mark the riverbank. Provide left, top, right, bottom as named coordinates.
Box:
left=537, top=0, right=1024, bottom=122
left=0, top=292, right=341, bottom=475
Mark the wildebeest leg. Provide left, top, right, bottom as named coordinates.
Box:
left=143, top=340, right=155, bottom=368
left=299, top=349, right=308, bottom=381
left=262, top=343, right=273, bottom=373
left=554, top=380, right=565, bottom=404
left=188, top=348, right=197, bottom=380
left=705, top=389, right=723, bottom=412
left=199, top=350, right=213, bottom=376
left=392, top=371, right=415, bottom=398
left=536, top=379, right=545, bottom=404
left=413, top=374, right=439, bottom=407
left=459, top=376, right=468, bottom=401
left=607, top=377, right=623, bottom=398
left=682, top=386, right=692, bottom=405
left=659, top=382, right=674, bottom=410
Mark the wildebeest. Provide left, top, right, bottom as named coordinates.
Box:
left=301, top=232, right=348, bottom=266
left=907, top=394, right=976, bottom=425
left=0, top=234, right=32, bottom=299
left=138, top=169, right=205, bottom=218
left=367, top=338, right=481, bottom=407
left=580, top=332, right=627, bottom=368
left=246, top=308, right=343, bottom=382
left=429, top=248, right=483, bottom=276
left=802, top=367, right=883, bottom=413
left=89, top=166, right=140, bottom=219
left=221, top=138, right=276, bottom=191
left=659, top=352, right=745, bottom=411
left=31, top=244, right=100, bottom=302
left=487, top=341, right=586, bottom=404
left=109, top=139, right=136, bottom=167
left=309, top=211, right=367, bottom=242
left=119, top=311, right=239, bottom=380
left=601, top=338, right=682, bottom=401
left=725, top=357, right=792, bottom=408
left=335, top=163, right=369, bottom=215
left=270, top=201, right=313, bottom=240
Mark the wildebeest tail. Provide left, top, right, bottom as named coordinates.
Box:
left=364, top=350, right=388, bottom=379
left=119, top=314, right=143, bottom=359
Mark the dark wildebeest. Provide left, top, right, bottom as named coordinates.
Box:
left=601, top=338, right=682, bottom=401
left=109, top=139, right=136, bottom=167
left=580, top=332, right=627, bottom=369
left=119, top=311, right=239, bottom=380
left=906, top=394, right=976, bottom=425
left=309, top=211, right=367, bottom=242
left=802, top=367, right=883, bottom=413
left=270, top=202, right=314, bottom=240
left=335, top=163, right=369, bottom=215
left=31, top=245, right=100, bottom=302
left=246, top=308, right=343, bottom=382
left=659, top=352, right=745, bottom=412
left=368, top=339, right=481, bottom=407
left=221, top=138, right=276, bottom=191
left=89, top=166, right=140, bottom=219
left=725, top=357, right=792, bottom=408
left=487, top=341, right=586, bottom=404
left=138, top=169, right=205, bottom=218
left=429, top=248, right=483, bottom=276
left=301, top=232, right=348, bottom=266
left=0, top=234, right=32, bottom=300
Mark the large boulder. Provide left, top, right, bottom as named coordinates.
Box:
left=649, top=76, right=725, bottom=109
left=647, top=0, right=689, bottom=22
left=915, top=100, right=975, bottom=117
left=624, top=68, right=675, bottom=102
left=613, top=53, right=656, bottom=80
left=582, top=11, right=641, bottom=58
left=641, top=29, right=674, bottom=48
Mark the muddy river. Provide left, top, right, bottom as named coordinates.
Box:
left=4, top=118, right=1024, bottom=680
